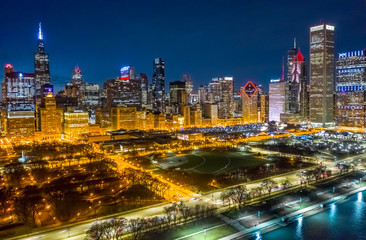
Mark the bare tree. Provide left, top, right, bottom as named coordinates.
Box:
left=262, top=179, right=276, bottom=195
left=129, top=218, right=145, bottom=240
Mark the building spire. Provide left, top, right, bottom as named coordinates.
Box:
left=38, top=22, right=43, bottom=40
left=280, top=57, right=285, bottom=82
left=294, top=37, right=296, bottom=49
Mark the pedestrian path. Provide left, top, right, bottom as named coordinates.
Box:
left=219, top=185, right=366, bottom=240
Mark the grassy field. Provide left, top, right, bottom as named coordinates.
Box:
left=167, top=150, right=270, bottom=175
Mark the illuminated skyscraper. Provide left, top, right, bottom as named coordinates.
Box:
left=65, top=66, right=85, bottom=103
left=309, top=23, right=335, bottom=125
left=241, top=81, right=260, bottom=123
left=218, top=77, right=234, bottom=119
left=269, top=79, right=286, bottom=122
left=111, top=106, right=137, bottom=130
left=63, top=111, right=89, bottom=137
left=169, top=81, right=187, bottom=115
left=2, top=66, right=36, bottom=137
left=40, top=92, right=63, bottom=139
left=183, top=74, right=193, bottom=101
left=34, top=23, right=50, bottom=101
left=104, top=67, right=142, bottom=110
left=152, top=58, right=165, bottom=113
left=138, top=73, right=148, bottom=106
left=335, top=50, right=366, bottom=128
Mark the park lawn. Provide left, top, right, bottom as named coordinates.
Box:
left=179, top=154, right=205, bottom=169
left=190, top=151, right=270, bottom=175
left=160, top=217, right=237, bottom=240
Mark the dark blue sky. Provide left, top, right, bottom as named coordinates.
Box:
left=1, top=0, right=366, bottom=93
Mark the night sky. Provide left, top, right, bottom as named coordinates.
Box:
left=1, top=0, right=366, bottom=93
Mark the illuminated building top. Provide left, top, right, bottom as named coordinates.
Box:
left=242, top=81, right=257, bottom=98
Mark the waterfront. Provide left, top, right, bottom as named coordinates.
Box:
left=261, top=190, right=366, bottom=240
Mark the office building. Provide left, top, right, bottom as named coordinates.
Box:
left=111, top=106, right=137, bottom=131
left=241, top=81, right=260, bottom=123
left=269, top=79, right=286, bottom=122
left=40, top=92, right=63, bottom=139
left=309, top=23, right=335, bottom=125
left=152, top=58, right=165, bottom=112
left=335, top=50, right=366, bottom=128
left=63, top=111, right=89, bottom=137
left=34, top=23, right=50, bottom=103
left=218, top=77, right=234, bottom=118
left=170, top=81, right=187, bottom=114
left=138, top=73, right=149, bottom=106
left=2, top=66, right=36, bottom=137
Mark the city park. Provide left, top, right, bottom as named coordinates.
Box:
left=0, top=125, right=366, bottom=239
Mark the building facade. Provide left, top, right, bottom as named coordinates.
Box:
left=40, top=92, right=63, bottom=139
left=269, top=79, right=286, bottom=122
left=2, top=67, right=36, bottom=138
left=63, top=111, right=89, bottom=137
left=309, top=23, right=335, bottom=125
left=335, top=50, right=366, bottom=128
left=152, top=58, right=165, bottom=113
left=34, top=23, right=50, bottom=104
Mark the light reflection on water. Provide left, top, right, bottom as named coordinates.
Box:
left=262, top=191, right=366, bottom=240
left=295, top=216, right=303, bottom=240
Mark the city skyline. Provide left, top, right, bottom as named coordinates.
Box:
left=1, top=0, right=366, bottom=93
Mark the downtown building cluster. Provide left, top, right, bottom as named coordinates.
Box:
left=1, top=22, right=365, bottom=141
left=267, top=23, right=366, bottom=130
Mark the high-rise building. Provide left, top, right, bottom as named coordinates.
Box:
left=152, top=58, right=165, bottom=113
left=2, top=66, right=36, bottom=137
left=63, top=111, right=89, bottom=137
left=104, top=71, right=142, bottom=110
left=335, top=50, right=366, bottom=128
left=111, top=106, right=137, bottom=130
left=218, top=77, right=234, bottom=118
left=286, top=38, right=298, bottom=83
left=138, top=73, right=149, bottom=106
left=65, top=66, right=85, bottom=105
left=183, top=74, right=193, bottom=101
left=242, top=81, right=261, bottom=123
left=309, top=23, right=335, bottom=125
left=207, top=79, right=221, bottom=104
left=269, top=79, right=286, bottom=122
left=290, top=49, right=308, bottom=119
left=40, top=92, right=63, bottom=139
left=34, top=23, right=50, bottom=103
left=198, top=85, right=206, bottom=105
left=169, top=81, right=187, bottom=114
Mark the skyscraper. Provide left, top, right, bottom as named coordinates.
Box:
left=309, top=23, right=335, bottom=125
left=34, top=23, right=50, bottom=102
left=104, top=67, right=142, bottom=110
left=138, top=73, right=149, bottom=106
left=290, top=49, right=308, bottom=119
left=40, top=92, right=63, bottom=139
left=169, top=81, right=187, bottom=115
left=183, top=74, right=193, bottom=101
left=269, top=79, right=286, bottom=122
left=218, top=77, right=234, bottom=119
left=152, top=58, right=165, bottom=113
left=241, top=81, right=260, bottom=123
left=2, top=66, right=36, bottom=137
left=335, top=50, right=366, bottom=128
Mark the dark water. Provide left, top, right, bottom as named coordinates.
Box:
left=260, top=191, right=366, bottom=240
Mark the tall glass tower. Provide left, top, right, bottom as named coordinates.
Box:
left=34, top=22, right=50, bottom=99
left=309, top=23, right=335, bottom=126
left=152, top=58, right=165, bottom=113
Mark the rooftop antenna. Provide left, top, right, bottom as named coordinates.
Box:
left=38, top=22, right=43, bottom=40
left=294, top=37, right=296, bottom=49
